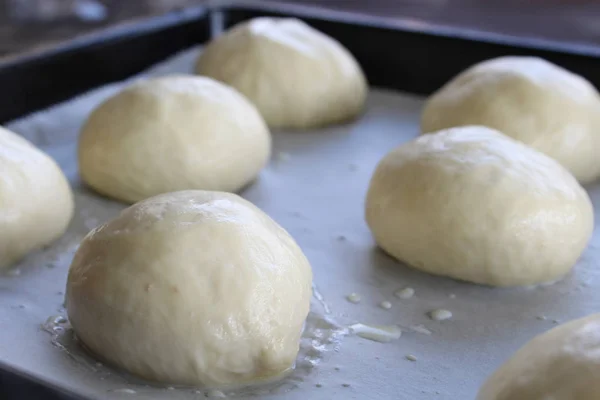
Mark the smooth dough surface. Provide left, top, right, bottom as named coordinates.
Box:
left=421, top=56, right=600, bottom=183
left=0, top=126, right=73, bottom=269
left=365, top=126, right=593, bottom=287
left=79, top=75, right=271, bottom=203
left=195, top=17, right=367, bottom=129
left=66, top=190, right=313, bottom=386
left=478, top=313, right=600, bottom=399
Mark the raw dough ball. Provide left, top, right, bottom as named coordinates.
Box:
left=66, top=190, right=313, bottom=386
left=421, top=56, right=600, bottom=183
left=195, top=17, right=367, bottom=129
left=365, top=126, right=593, bottom=287
left=0, top=126, right=73, bottom=269
left=78, top=75, right=271, bottom=203
left=478, top=313, right=600, bottom=400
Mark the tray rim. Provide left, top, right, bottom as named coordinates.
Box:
left=0, top=5, right=210, bottom=124
left=0, top=5, right=208, bottom=71
left=0, top=357, right=82, bottom=400
left=3, top=0, right=600, bottom=75
left=214, top=0, right=600, bottom=58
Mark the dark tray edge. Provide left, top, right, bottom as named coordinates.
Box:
left=217, top=0, right=600, bottom=58
left=0, top=6, right=207, bottom=70
left=0, top=5, right=209, bottom=123
left=216, top=0, right=600, bottom=96
left=0, top=358, right=83, bottom=400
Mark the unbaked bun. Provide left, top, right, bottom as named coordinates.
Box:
left=66, top=190, right=313, bottom=386
left=195, top=17, right=367, bottom=129
left=365, top=125, right=593, bottom=287
left=78, top=75, right=271, bottom=203
left=0, top=126, right=73, bottom=268
left=478, top=313, right=600, bottom=400
left=421, top=56, right=600, bottom=183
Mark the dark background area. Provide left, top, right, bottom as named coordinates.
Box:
left=2, top=0, right=600, bottom=58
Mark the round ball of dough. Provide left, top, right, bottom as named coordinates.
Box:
left=421, top=56, right=600, bottom=183
left=66, top=190, right=313, bottom=386
left=0, top=126, right=73, bottom=269
left=195, top=17, right=367, bottom=129
left=78, top=75, right=271, bottom=203
left=365, top=126, right=593, bottom=287
left=478, top=313, right=600, bottom=400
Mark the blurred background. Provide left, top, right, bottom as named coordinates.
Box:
left=1, top=0, right=600, bottom=58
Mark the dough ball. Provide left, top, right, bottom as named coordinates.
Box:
left=0, top=126, right=73, bottom=269
left=478, top=313, right=600, bottom=400
left=66, top=190, right=313, bottom=386
left=195, top=17, right=367, bottom=129
left=78, top=75, right=271, bottom=203
left=421, top=56, right=600, bottom=183
left=365, top=126, right=593, bottom=287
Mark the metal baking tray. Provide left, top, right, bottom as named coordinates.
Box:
left=2, top=2, right=600, bottom=399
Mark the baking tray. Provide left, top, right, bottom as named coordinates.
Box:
left=2, top=2, right=600, bottom=399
